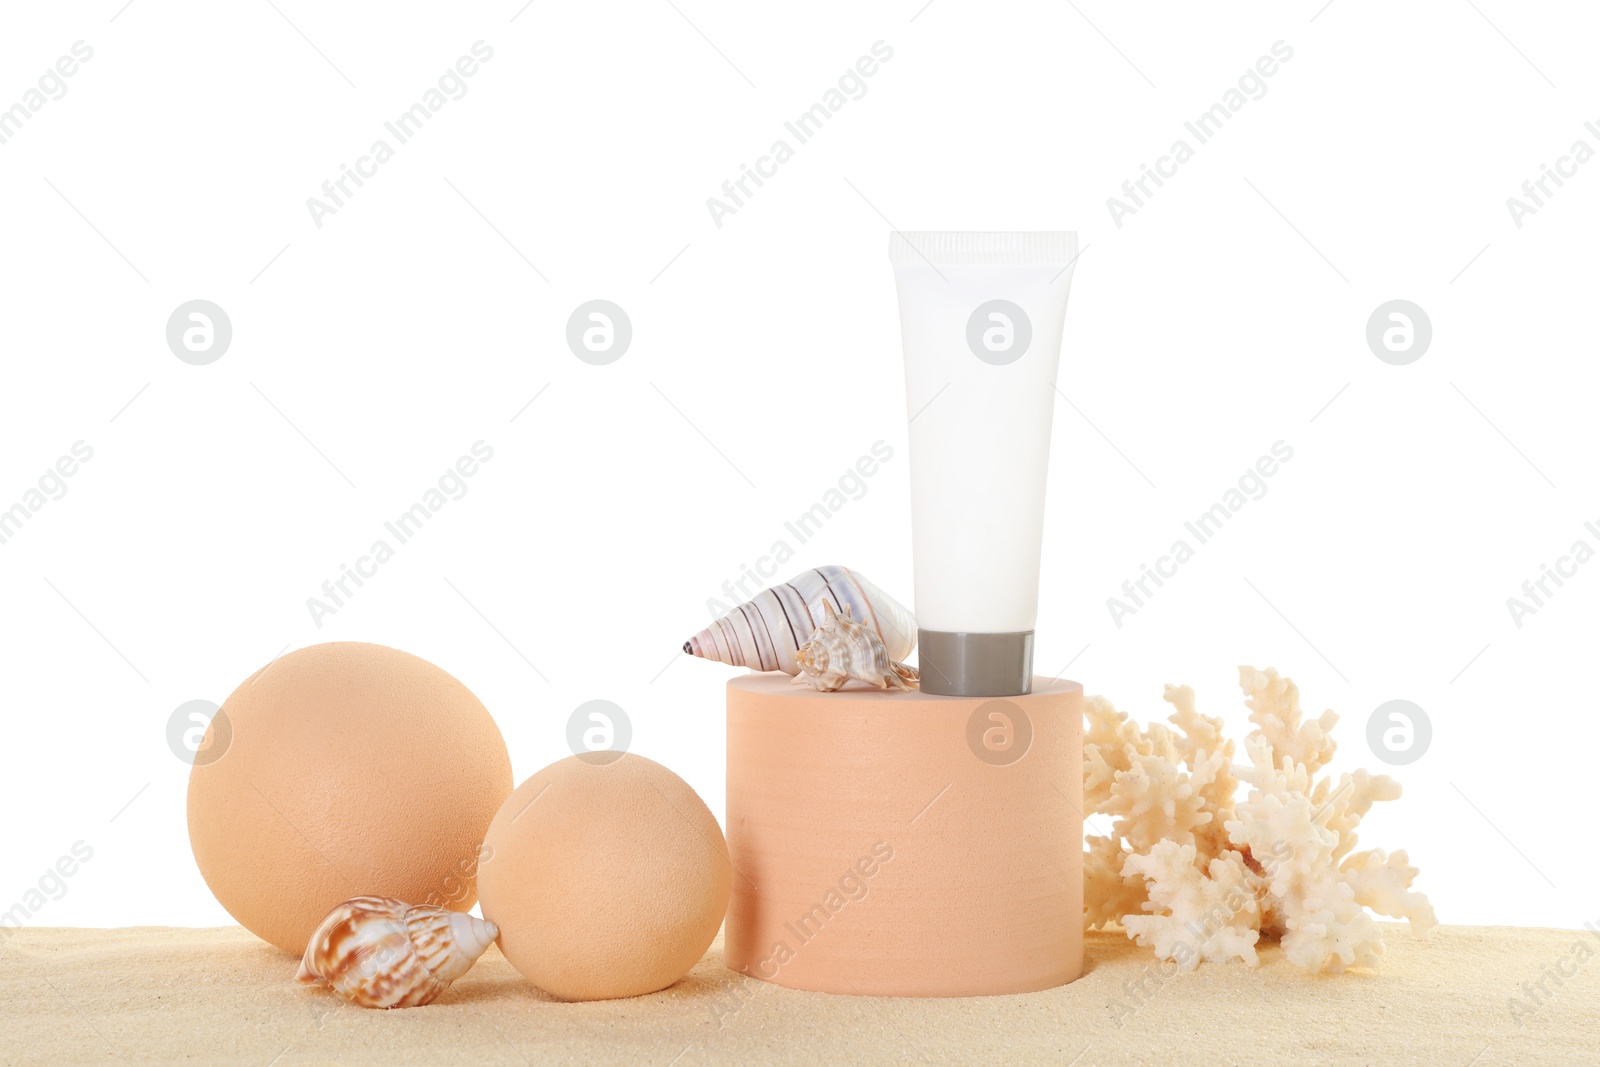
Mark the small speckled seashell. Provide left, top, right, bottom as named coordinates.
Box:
left=296, top=896, right=498, bottom=1009
left=684, top=565, right=916, bottom=675
left=792, top=601, right=919, bottom=692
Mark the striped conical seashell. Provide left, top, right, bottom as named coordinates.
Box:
left=296, top=896, right=498, bottom=1009
left=684, top=565, right=915, bottom=675
left=793, top=600, right=919, bottom=692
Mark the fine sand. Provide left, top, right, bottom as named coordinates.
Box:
left=2, top=924, right=1596, bottom=1065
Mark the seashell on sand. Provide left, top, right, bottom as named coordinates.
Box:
left=684, top=565, right=915, bottom=676
left=296, top=896, right=498, bottom=1009
left=792, top=600, right=919, bottom=692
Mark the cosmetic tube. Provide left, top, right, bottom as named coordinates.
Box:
left=889, top=231, right=1078, bottom=697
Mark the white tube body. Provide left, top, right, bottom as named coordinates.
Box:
left=890, top=232, right=1077, bottom=634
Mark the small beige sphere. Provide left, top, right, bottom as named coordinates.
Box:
left=479, top=754, right=731, bottom=1000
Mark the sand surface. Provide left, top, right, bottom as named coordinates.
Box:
left=2, top=924, right=1596, bottom=1065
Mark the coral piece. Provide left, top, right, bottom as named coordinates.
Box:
left=1163, top=684, right=1238, bottom=856
left=791, top=601, right=918, bottom=692
left=1341, top=849, right=1437, bottom=932
left=684, top=565, right=916, bottom=676
left=1100, top=741, right=1215, bottom=853
left=1084, top=834, right=1147, bottom=930
left=1122, top=841, right=1261, bottom=969
left=1083, top=687, right=1238, bottom=877
left=297, top=897, right=498, bottom=1008
left=1083, top=666, right=1435, bottom=976
left=1239, top=665, right=1337, bottom=776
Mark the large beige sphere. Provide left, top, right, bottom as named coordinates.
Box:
left=187, top=642, right=513, bottom=954
left=479, top=754, right=731, bottom=1000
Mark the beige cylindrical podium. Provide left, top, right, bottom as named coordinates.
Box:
left=725, top=674, right=1083, bottom=997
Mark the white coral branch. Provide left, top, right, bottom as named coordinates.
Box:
left=1084, top=666, right=1435, bottom=976
left=1121, top=841, right=1262, bottom=970
left=1104, top=755, right=1216, bottom=855
left=1341, top=849, right=1438, bottom=934
left=1319, top=769, right=1402, bottom=863
left=1085, top=834, right=1146, bottom=930
left=1239, top=665, right=1338, bottom=775
left=1278, top=873, right=1386, bottom=974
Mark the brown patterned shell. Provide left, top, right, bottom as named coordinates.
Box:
left=792, top=601, right=920, bottom=692
left=296, top=896, right=498, bottom=1009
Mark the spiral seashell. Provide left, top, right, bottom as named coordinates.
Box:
left=792, top=600, right=920, bottom=692
left=684, top=565, right=916, bottom=676
left=296, top=896, right=498, bottom=1009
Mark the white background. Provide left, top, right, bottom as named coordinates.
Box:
left=1, top=0, right=1595, bottom=936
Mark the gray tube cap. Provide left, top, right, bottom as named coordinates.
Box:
left=917, top=630, right=1034, bottom=697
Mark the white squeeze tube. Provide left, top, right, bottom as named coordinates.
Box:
left=889, top=231, right=1078, bottom=697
